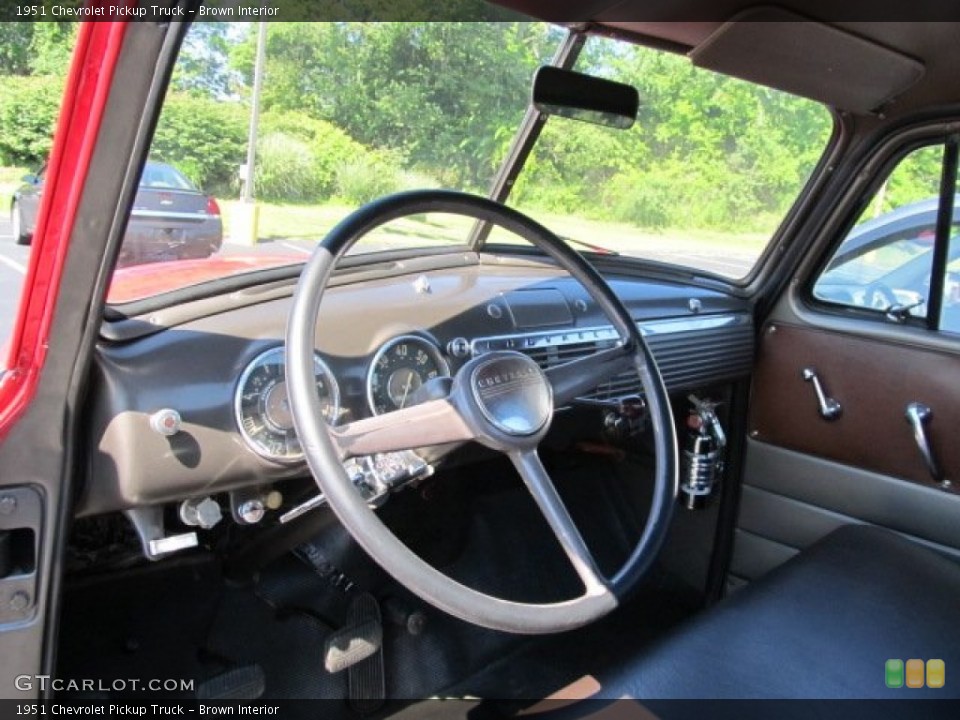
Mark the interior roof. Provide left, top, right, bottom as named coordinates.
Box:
left=495, top=2, right=960, bottom=117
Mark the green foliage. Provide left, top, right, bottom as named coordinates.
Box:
left=230, top=22, right=559, bottom=191
left=513, top=41, right=835, bottom=232
left=170, top=23, right=237, bottom=98
left=0, top=75, right=63, bottom=165
left=882, top=145, right=942, bottom=212
left=260, top=111, right=367, bottom=198
left=254, top=133, right=324, bottom=202
left=335, top=152, right=403, bottom=205
left=0, top=21, right=76, bottom=77
left=150, top=93, right=247, bottom=192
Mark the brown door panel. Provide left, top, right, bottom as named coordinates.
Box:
left=749, top=322, right=959, bottom=493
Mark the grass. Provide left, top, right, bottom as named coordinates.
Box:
left=0, top=161, right=767, bottom=277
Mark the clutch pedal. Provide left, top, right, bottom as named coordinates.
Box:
left=323, top=593, right=385, bottom=714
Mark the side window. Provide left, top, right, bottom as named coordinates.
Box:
left=813, top=143, right=959, bottom=332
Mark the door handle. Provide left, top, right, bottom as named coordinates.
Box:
left=904, top=402, right=951, bottom=489
left=801, top=368, right=842, bottom=421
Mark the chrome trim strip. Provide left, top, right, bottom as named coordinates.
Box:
left=130, top=210, right=214, bottom=221
left=470, top=313, right=750, bottom=356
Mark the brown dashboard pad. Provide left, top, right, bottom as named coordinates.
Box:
left=749, top=323, right=960, bottom=493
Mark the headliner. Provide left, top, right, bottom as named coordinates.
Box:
left=492, top=2, right=960, bottom=117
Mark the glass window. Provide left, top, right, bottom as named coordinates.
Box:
left=0, top=23, right=78, bottom=370
left=106, top=21, right=562, bottom=305
left=503, top=35, right=834, bottom=279
left=813, top=144, right=957, bottom=324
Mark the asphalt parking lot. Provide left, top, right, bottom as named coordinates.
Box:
left=0, top=215, right=30, bottom=354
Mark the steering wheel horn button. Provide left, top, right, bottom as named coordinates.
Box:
left=470, top=353, right=552, bottom=436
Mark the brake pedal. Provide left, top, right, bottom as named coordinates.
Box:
left=323, top=593, right=385, bottom=714
left=196, top=664, right=266, bottom=700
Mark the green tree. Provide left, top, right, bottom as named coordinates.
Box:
left=230, top=22, right=560, bottom=190
left=170, top=23, right=238, bottom=98
left=0, top=22, right=76, bottom=77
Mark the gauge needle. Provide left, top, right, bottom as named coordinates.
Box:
left=399, top=371, right=414, bottom=409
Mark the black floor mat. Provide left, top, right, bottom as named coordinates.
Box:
left=56, top=556, right=223, bottom=699
left=57, top=456, right=699, bottom=707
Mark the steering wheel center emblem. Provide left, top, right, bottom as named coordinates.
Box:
left=470, top=353, right=552, bottom=436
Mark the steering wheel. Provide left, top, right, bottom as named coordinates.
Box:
left=286, top=190, right=677, bottom=634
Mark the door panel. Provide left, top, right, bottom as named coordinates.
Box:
left=749, top=322, right=960, bottom=491
left=734, top=321, right=960, bottom=585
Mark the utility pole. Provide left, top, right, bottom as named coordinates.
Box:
left=235, top=21, right=267, bottom=246
left=242, top=21, right=267, bottom=202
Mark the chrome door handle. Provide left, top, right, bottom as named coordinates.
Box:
left=905, top=402, right=950, bottom=488
left=801, top=368, right=842, bottom=421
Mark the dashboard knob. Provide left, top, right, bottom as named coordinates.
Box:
left=179, top=497, right=222, bottom=530
left=149, top=408, right=182, bottom=436
left=447, top=337, right=471, bottom=358
left=238, top=498, right=266, bottom=525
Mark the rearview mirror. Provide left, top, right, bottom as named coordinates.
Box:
left=532, top=66, right=639, bottom=129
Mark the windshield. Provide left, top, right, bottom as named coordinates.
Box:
left=106, top=21, right=832, bottom=305
left=106, top=21, right=561, bottom=304
left=500, top=35, right=834, bottom=279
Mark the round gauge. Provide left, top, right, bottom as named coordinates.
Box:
left=235, top=347, right=340, bottom=463
left=367, top=335, right=450, bottom=415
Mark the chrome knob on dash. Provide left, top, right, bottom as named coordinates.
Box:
left=149, top=408, right=182, bottom=436
left=801, top=368, right=842, bottom=421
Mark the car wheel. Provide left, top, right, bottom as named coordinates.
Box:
left=11, top=201, right=31, bottom=245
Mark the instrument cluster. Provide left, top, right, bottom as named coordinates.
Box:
left=234, top=334, right=452, bottom=463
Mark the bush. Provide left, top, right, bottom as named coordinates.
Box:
left=260, top=111, right=368, bottom=198
left=150, top=93, right=247, bottom=193
left=0, top=75, right=63, bottom=166
left=254, top=132, right=326, bottom=202
left=335, top=152, right=403, bottom=205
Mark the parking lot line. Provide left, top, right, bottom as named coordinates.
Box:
left=279, top=242, right=313, bottom=255
left=0, top=255, right=27, bottom=274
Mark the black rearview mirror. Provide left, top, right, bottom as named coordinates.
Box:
left=532, top=66, right=639, bottom=130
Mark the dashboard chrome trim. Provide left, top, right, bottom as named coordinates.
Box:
left=470, top=312, right=750, bottom=356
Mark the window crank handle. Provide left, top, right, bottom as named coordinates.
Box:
left=801, top=368, right=842, bottom=421
left=905, top=402, right=950, bottom=488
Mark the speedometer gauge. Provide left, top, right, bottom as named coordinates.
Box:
left=367, top=335, right=450, bottom=415
left=235, top=347, right=339, bottom=463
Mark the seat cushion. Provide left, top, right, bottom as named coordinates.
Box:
left=600, top=524, right=960, bottom=699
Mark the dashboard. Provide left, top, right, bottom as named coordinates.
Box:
left=81, top=254, right=753, bottom=521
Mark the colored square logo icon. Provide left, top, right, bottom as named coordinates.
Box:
left=885, top=659, right=904, bottom=688
left=927, top=659, right=945, bottom=689
left=906, top=659, right=925, bottom=688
